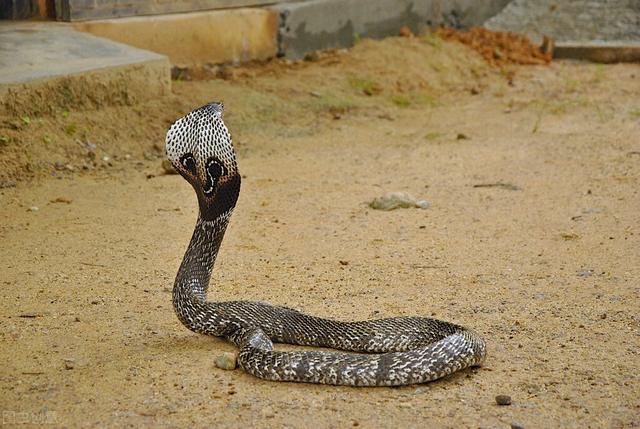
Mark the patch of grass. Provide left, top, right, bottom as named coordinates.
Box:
left=422, top=32, right=443, bottom=49
left=424, top=132, right=442, bottom=141
left=43, top=135, right=53, bottom=144
left=60, top=83, right=74, bottom=107
left=348, top=76, right=382, bottom=96
left=592, top=64, right=606, bottom=83
left=563, top=77, right=580, bottom=93
left=413, top=92, right=438, bottom=107
left=491, top=79, right=512, bottom=99
left=312, top=95, right=358, bottom=115
left=531, top=112, right=542, bottom=134
left=21, top=116, right=31, bottom=125
left=594, top=103, right=614, bottom=122
left=429, top=62, right=445, bottom=73
left=391, top=95, right=411, bottom=108
left=390, top=91, right=438, bottom=109
left=65, top=123, right=77, bottom=136
left=628, top=108, right=640, bottom=119
left=560, top=232, right=580, bottom=241
left=533, top=96, right=591, bottom=116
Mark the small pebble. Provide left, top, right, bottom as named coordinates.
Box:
left=261, top=406, right=275, bottom=418
left=496, top=395, right=512, bottom=405
left=399, top=26, right=414, bottom=37
left=214, top=352, right=237, bottom=370
left=161, top=160, right=178, bottom=175
left=511, top=422, right=525, bottom=429
left=577, top=269, right=594, bottom=278
left=28, top=206, right=39, bottom=212
left=303, top=51, right=321, bottom=62
left=64, top=359, right=75, bottom=370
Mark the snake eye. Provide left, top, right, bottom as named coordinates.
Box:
left=204, top=158, right=226, bottom=195
left=180, top=154, right=197, bottom=175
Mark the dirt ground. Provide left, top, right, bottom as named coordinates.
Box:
left=1, top=35, right=639, bottom=428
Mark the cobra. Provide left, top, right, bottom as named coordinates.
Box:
left=166, top=102, right=487, bottom=386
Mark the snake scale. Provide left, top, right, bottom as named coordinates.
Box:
left=166, top=102, right=486, bottom=386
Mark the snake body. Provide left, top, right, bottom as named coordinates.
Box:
left=166, top=102, right=486, bottom=386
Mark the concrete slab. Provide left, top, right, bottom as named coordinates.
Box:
left=272, top=0, right=510, bottom=59
left=554, top=41, right=640, bottom=63
left=0, top=23, right=169, bottom=84
left=485, top=0, right=640, bottom=45
left=0, top=22, right=170, bottom=116
left=74, top=8, right=279, bottom=66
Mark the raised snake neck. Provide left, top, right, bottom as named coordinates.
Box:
left=167, top=102, right=486, bottom=386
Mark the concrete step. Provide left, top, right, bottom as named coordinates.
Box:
left=74, top=8, right=279, bottom=66
left=554, top=41, right=640, bottom=63
left=59, top=0, right=279, bottom=21
left=0, top=22, right=170, bottom=116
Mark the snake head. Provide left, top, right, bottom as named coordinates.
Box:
left=166, top=102, right=241, bottom=221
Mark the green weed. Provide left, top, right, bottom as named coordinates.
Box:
left=348, top=77, right=381, bottom=96
left=391, top=95, right=411, bottom=108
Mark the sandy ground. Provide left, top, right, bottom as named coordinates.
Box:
left=1, top=36, right=639, bottom=428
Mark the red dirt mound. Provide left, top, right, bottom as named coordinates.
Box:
left=437, top=27, right=552, bottom=67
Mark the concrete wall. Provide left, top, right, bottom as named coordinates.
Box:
left=485, top=0, right=640, bottom=43
left=55, top=0, right=292, bottom=21
left=74, top=0, right=511, bottom=65
left=1, top=0, right=53, bottom=19
left=273, top=0, right=511, bottom=59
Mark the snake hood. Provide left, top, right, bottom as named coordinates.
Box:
left=166, top=102, right=241, bottom=221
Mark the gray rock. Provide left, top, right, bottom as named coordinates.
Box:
left=369, top=192, right=430, bottom=211
left=261, top=406, right=275, bottom=418
left=496, top=394, right=512, bottom=405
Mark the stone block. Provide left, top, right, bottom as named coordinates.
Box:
left=74, top=8, right=279, bottom=66
left=0, top=23, right=170, bottom=116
